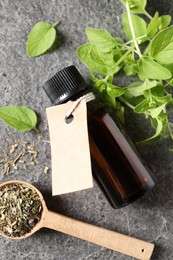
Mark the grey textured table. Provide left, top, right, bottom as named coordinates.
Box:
left=0, top=0, right=173, bottom=259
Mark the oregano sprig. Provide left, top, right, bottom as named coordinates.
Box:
left=77, top=0, right=173, bottom=145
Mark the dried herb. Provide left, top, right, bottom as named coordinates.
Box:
left=0, top=183, right=42, bottom=237
left=0, top=135, right=50, bottom=175
left=44, top=166, right=49, bottom=174
left=0, top=138, right=38, bottom=175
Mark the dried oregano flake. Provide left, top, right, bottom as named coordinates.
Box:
left=0, top=183, right=42, bottom=238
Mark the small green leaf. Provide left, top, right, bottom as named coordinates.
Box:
left=77, top=43, right=108, bottom=74
left=121, top=0, right=147, bottom=14
left=122, top=13, right=147, bottom=41
left=126, top=80, right=157, bottom=97
left=27, top=21, right=56, bottom=57
left=97, top=49, right=120, bottom=67
left=158, top=15, right=171, bottom=30
left=137, top=118, right=163, bottom=144
left=85, top=27, right=117, bottom=53
left=149, top=25, right=173, bottom=64
left=77, top=43, right=92, bottom=64
left=138, top=56, right=172, bottom=80
left=147, top=12, right=160, bottom=39
left=0, top=106, right=37, bottom=131
left=133, top=99, right=149, bottom=113
left=148, top=104, right=166, bottom=118
left=153, top=94, right=173, bottom=104
left=123, top=54, right=137, bottom=76
left=92, top=77, right=107, bottom=92
left=107, top=83, right=127, bottom=97
left=90, top=45, right=105, bottom=66
left=126, top=82, right=144, bottom=97
left=147, top=13, right=171, bottom=39
left=124, top=63, right=137, bottom=76
left=163, top=63, right=173, bottom=75
left=150, top=83, right=164, bottom=97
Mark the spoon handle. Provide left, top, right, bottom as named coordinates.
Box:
left=43, top=210, right=154, bottom=260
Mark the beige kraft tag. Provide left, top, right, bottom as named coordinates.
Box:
left=46, top=99, right=93, bottom=195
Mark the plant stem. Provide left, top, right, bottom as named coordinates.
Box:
left=52, top=20, right=61, bottom=27
left=125, top=35, right=146, bottom=46
left=143, top=43, right=150, bottom=55
left=119, top=96, right=135, bottom=110
left=114, top=48, right=132, bottom=66
left=144, top=11, right=153, bottom=20
left=108, top=48, right=132, bottom=77
left=126, top=2, right=142, bottom=58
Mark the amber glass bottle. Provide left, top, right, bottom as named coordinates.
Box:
left=43, top=65, right=156, bottom=208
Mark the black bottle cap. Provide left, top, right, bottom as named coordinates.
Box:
left=42, top=65, right=87, bottom=104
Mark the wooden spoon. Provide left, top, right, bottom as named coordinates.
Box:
left=0, top=180, right=154, bottom=260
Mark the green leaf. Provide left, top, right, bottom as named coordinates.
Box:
left=97, top=49, right=121, bottom=67
left=147, top=12, right=160, bottom=39
left=121, top=0, right=147, bottom=14
left=122, top=12, right=147, bottom=41
left=113, top=49, right=123, bottom=63
left=85, top=27, right=117, bottom=52
left=123, top=63, right=137, bottom=76
left=150, top=83, right=164, bottom=97
left=107, top=95, right=116, bottom=108
left=123, top=54, right=137, bottom=76
left=153, top=94, right=173, bottom=105
left=148, top=104, right=166, bottom=118
left=77, top=43, right=108, bottom=74
left=107, top=83, right=127, bottom=97
left=138, top=56, right=172, bottom=80
left=158, top=15, right=171, bottom=30
left=167, top=78, right=173, bottom=86
left=126, top=82, right=144, bottom=97
left=114, top=37, right=124, bottom=44
left=0, top=106, right=37, bottom=131
left=147, top=13, right=171, bottom=40
left=27, top=21, right=56, bottom=57
left=137, top=118, right=163, bottom=144
left=149, top=25, right=173, bottom=64
left=90, top=45, right=105, bottom=66
left=133, top=99, right=149, bottom=113
left=92, top=77, right=107, bottom=92
left=126, top=80, right=157, bottom=97
left=163, top=63, right=173, bottom=74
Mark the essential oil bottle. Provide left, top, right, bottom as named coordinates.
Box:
left=43, top=65, right=156, bottom=208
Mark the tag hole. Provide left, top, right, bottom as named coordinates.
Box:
left=141, top=248, right=145, bottom=253
left=65, top=114, right=74, bottom=124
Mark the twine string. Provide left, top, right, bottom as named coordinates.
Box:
left=66, top=92, right=95, bottom=118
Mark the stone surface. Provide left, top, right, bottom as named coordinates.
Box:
left=0, top=0, right=173, bottom=259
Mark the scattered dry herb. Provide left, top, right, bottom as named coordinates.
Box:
left=44, top=166, right=49, bottom=174
left=0, top=138, right=38, bottom=175
left=0, top=183, right=42, bottom=238
left=0, top=135, right=49, bottom=175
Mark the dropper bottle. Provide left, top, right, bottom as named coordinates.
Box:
left=43, top=65, right=156, bottom=208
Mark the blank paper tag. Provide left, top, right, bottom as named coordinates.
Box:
left=46, top=100, right=93, bottom=195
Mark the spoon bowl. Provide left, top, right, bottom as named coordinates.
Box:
left=0, top=180, right=154, bottom=260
